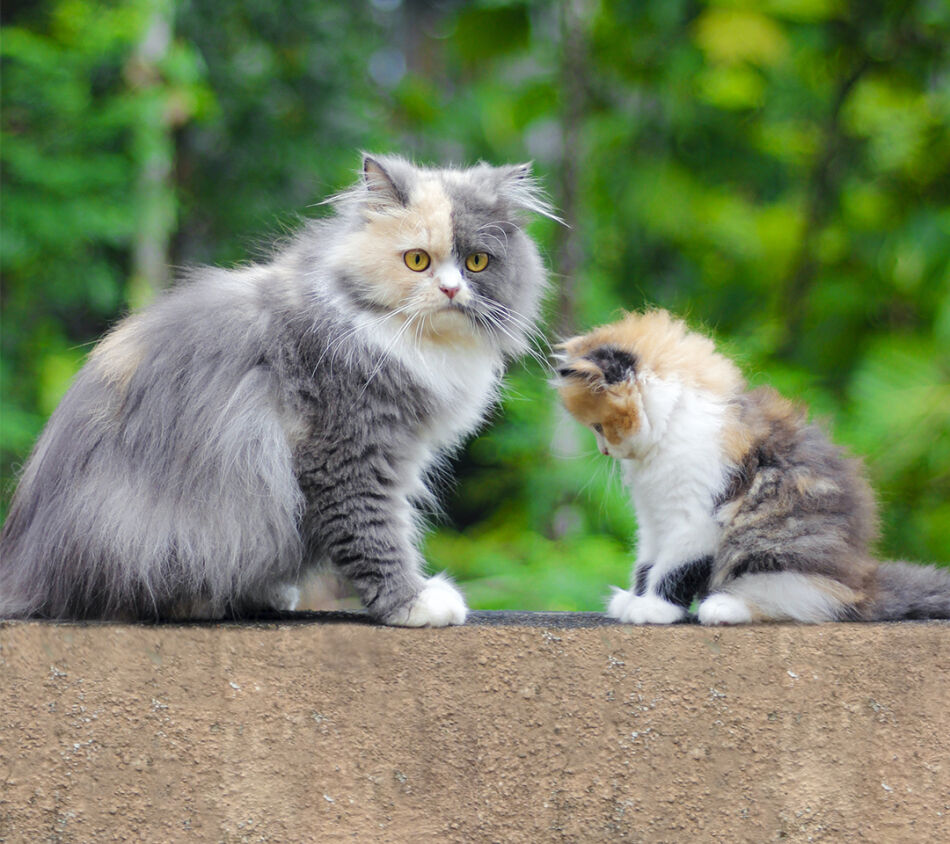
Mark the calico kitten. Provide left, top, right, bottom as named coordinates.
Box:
left=0, top=154, right=554, bottom=624
left=556, top=309, right=950, bottom=624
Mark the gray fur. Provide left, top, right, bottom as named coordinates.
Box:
left=713, top=389, right=949, bottom=621
left=712, top=389, right=878, bottom=598
left=872, top=561, right=950, bottom=620
left=0, top=154, right=550, bottom=621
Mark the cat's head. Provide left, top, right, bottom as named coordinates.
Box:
left=555, top=310, right=744, bottom=459
left=328, top=154, right=557, bottom=355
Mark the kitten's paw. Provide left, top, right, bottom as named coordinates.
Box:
left=390, top=574, right=468, bottom=627
left=697, top=592, right=752, bottom=625
left=607, top=589, right=686, bottom=625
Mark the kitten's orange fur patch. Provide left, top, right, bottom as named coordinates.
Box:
left=408, top=177, right=454, bottom=257
left=561, top=310, right=744, bottom=398
left=558, top=379, right=639, bottom=445
left=557, top=310, right=742, bottom=449
left=720, top=414, right=754, bottom=466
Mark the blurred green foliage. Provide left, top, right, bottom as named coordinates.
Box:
left=2, top=0, right=948, bottom=610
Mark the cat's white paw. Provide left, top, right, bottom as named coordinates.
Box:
left=697, top=592, right=752, bottom=625
left=395, top=574, right=468, bottom=627
left=607, top=589, right=686, bottom=625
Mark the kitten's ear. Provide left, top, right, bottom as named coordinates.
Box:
left=586, top=346, right=638, bottom=386
left=552, top=339, right=574, bottom=369
left=496, top=161, right=563, bottom=224
left=558, top=346, right=637, bottom=386
left=556, top=358, right=604, bottom=383
left=362, top=155, right=407, bottom=211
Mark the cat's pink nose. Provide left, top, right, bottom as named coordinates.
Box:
left=439, top=282, right=459, bottom=300
left=601, top=445, right=609, bottom=455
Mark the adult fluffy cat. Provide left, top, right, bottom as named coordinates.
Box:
left=0, top=154, right=552, bottom=624
left=556, top=309, right=950, bottom=624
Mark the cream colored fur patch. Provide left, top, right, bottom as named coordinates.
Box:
left=89, top=317, right=146, bottom=392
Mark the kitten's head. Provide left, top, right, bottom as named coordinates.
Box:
left=555, top=310, right=744, bottom=459
left=329, top=154, right=557, bottom=355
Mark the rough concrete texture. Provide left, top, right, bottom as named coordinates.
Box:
left=1, top=616, right=948, bottom=843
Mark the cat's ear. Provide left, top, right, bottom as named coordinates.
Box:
left=496, top=162, right=563, bottom=224
left=362, top=155, right=407, bottom=211
left=499, top=162, right=533, bottom=184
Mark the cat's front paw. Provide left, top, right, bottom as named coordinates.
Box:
left=697, top=592, right=752, bottom=625
left=388, top=574, right=468, bottom=627
left=607, top=589, right=686, bottom=624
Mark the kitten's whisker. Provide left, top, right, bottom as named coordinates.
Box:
left=602, top=457, right=623, bottom=523
left=570, top=449, right=608, bottom=502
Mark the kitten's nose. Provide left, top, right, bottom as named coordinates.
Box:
left=439, top=282, right=459, bottom=300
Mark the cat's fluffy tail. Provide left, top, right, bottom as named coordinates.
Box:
left=868, top=561, right=950, bottom=620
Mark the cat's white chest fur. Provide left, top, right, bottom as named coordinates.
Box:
left=365, top=313, right=501, bottom=461
left=413, top=339, right=501, bottom=448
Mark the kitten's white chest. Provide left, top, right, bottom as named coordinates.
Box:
left=622, top=386, right=730, bottom=564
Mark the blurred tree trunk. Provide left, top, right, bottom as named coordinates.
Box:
left=126, top=0, right=176, bottom=307
left=776, top=54, right=871, bottom=358
left=553, top=0, right=591, bottom=338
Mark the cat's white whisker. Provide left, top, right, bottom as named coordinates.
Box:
left=315, top=303, right=416, bottom=376
left=476, top=222, right=510, bottom=254
left=355, top=311, right=421, bottom=401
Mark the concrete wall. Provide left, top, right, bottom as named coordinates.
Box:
left=1, top=615, right=948, bottom=843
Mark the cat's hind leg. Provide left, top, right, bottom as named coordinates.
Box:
left=696, top=592, right=753, bottom=625
left=699, top=571, right=854, bottom=625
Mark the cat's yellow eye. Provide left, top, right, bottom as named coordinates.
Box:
left=465, top=252, right=489, bottom=272
left=404, top=249, right=431, bottom=272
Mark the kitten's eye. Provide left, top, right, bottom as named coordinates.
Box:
left=404, top=249, right=431, bottom=272
left=592, top=423, right=604, bottom=434
left=465, top=252, right=489, bottom=272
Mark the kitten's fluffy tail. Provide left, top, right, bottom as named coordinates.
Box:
left=868, top=561, right=950, bottom=620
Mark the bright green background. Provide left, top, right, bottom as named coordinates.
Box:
left=2, top=0, right=948, bottom=609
